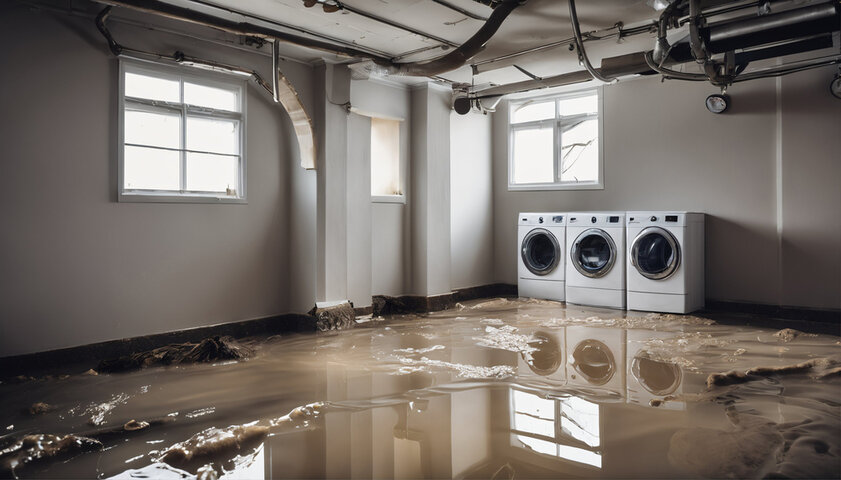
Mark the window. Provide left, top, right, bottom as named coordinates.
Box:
left=370, top=117, right=403, bottom=202
left=119, top=60, right=246, bottom=203
left=508, top=88, right=602, bottom=191
left=509, top=388, right=602, bottom=468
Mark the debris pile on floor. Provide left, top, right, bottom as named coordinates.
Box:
left=706, top=356, right=841, bottom=388
left=310, top=302, right=356, bottom=331
left=158, top=424, right=269, bottom=474
left=97, top=336, right=254, bottom=373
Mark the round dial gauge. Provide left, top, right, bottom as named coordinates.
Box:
left=705, top=93, right=729, bottom=114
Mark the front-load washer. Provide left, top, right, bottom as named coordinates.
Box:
left=626, top=212, right=704, bottom=314
left=518, top=213, right=566, bottom=302
left=626, top=329, right=686, bottom=410
left=516, top=328, right=567, bottom=386
left=565, top=326, right=626, bottom=397
left=566, top=212, right=626, bottom=309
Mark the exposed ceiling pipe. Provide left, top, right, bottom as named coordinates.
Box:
left=369, top=0, right=523, bottom=77
left=94, top=0, right=393, bottom=63
left=568, top=0, right=616, bottom=83
left=431, top=0, right=489, bottom=21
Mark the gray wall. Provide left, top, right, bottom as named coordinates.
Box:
left=450, top=111, right=494, bottom=289
left=0, top=7, right=312, bottom=356
left=492, top=68, right=841, bottom=309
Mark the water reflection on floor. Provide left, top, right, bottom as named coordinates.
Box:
left=1, top=298, right=840, bottom=479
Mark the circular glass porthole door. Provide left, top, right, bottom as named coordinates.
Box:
left=631, top=227, right=680, bottom=280
left=631, top=351, right=682, bottom=396
left=571, top=228, right=616, bottom=278
left=521, top=331, right=562, bottom=376
left=521, top=229, right=560, bottom=276
left=571, top=339, right=615, bottom=385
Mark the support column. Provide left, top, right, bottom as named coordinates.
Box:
left=410, top=83, right=452, bottom=296
left=315, top=63, right=350, bottom=303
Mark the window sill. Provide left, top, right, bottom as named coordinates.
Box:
left=372, top=195, right=406, bottom=204
left=508, top=182, right=603, bottom=192
left=119, top=192, right=247, bottom=204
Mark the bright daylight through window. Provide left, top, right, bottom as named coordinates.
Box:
left=120, top=60, right=246, bottom=202
left=370, top=117, right=402, bottom=199
left=509, top=88, right=602, bottom=190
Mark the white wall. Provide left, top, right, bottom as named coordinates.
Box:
left=450, top=111, right=494, bottom=289
left=0, top=6, right=313, bottom=356
left=492, top=68, right=841, bottom=310
left=350, top=79, right=412, bottom=297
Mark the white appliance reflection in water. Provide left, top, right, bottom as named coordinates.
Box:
left=509, top=388, right=602, bottom=468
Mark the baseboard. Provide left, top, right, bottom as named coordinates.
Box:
left=702, top=301, right=841, bottom=324
left=0, top=313, right=315, bottom=379
left=372, top=283, right=517, bottom=316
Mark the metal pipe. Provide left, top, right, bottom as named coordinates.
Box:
left=333, top=2, right=460, bottom=48
left=568, top=0, right=615, bottom=83
left=272, top=39, right=280, bottom=103
left=383, top=0, right=523, bottom=77
left=473, top=70, right=593, bottom=98
left=94, top=0, right=392, bottom=62
left=644, top=51, right=708, bottom=81
left=431, top=0, right=488, bottom=21
left=653, top=0, right=687, bottom=65
left=703, top=2, right=840, bottom=53
left=175, top=0, right=392, bottom=60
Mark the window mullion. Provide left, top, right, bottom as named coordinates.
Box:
left=180, top=79, right=187, bottom=193
left=555, top=103, right=561, bottom=183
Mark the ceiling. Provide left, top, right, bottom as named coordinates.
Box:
left=153, top=0, right=667, bottom=84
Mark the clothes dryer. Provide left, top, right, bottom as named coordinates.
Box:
left=518, top=213, right=567, bottom=302
left=626, top=212, right=704, bottom=314
left=566, top=212, right=626, bottom=309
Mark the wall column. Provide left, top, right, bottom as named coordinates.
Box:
left=410, top=83, right=452, bottom=296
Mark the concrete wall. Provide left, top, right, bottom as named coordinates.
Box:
left=0, top=6, right=313, bottom=356
left=450, top=111, right=494, bottom=289
left=492, top=68, right=841, bottom=310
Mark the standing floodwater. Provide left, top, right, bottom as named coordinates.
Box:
left=1, top=298, right=839, bottom=479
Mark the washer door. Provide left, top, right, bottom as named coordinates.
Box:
left=571, top=339, right=616, bottom=386
left=571, top=228, right=616, bottom=278
left=631, top=227, right=680, bottom=280
left=521, top=228, right=560, bottom=276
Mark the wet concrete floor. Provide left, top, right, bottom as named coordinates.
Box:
left=1, top=298, right=839, bottom=479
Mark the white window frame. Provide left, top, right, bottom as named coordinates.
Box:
left=118, top=58, right=248, bottom=204
left=508, top=87, right=604, bottom=191
left=351, top=107, right=406, bottom=205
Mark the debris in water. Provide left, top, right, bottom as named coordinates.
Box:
left=474, top=325, right=536, bottom=354
left=82, top=369, right=99, bottom=376
left=123, top=420, right=149, bottom=431
left=309, top=302, right=356, bottom=331
left=185, top=407, right=216, bottom=419
left=97, top=336, right=253, bottom=373
left=27, top=402, right=55, bottom=416
left=706, top=357, right=841, bottom=388
left=774, top=328, right=803, bottom=342
left=158, top=424, right=269, bottom=474
left=0, top=434, right=103, bottom=476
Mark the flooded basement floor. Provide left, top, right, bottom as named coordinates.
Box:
left=1, top=298, right=840, bottom=479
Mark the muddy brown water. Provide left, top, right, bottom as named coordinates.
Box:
left=1, top=298, right=839, bottom=479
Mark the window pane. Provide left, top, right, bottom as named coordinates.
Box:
left=124, top=146, right=179, bottom=190
left=560, top=119, right=598, bottom=183
left=184, top=82, right=239, bottom=112
left=124, top=110, right=181, bottom=149
left=512, top=101, right=555, bottom=124
left=514, top=413, right=555, bottom=437
left=558, top=94, right=598, bottom=116
left=186, top=152, right=239, bottom=193
left=371, top=117, right=401, bottom=196
left=512, top=127, right=554, bottom=184
left=125, top=72, right=180, bottom=103
left=186, top=117, right=239, bottom=155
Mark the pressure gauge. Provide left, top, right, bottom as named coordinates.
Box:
left=705, top=93, right=729, bottom=114
left=831, top=73, right=841, bottom=100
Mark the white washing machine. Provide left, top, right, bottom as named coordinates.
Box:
left=626, top=329, right=686, bottom=411
left=565, top=326, right=626, bottom=397
left=626, top=212, right=704, bottom=314
left=565, top=212, right=626, bottom=309
left=516, top=328, right=566, bottom=385
left=517, top=213, right=566, bottom=302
